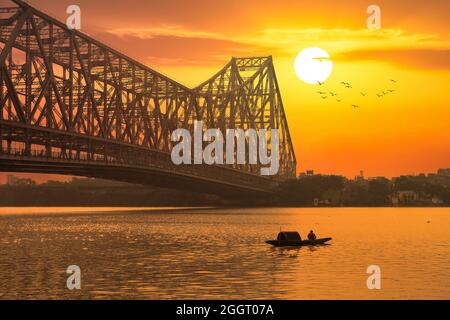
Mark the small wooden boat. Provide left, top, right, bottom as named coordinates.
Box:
left=266, top=231, right=332, bottom=247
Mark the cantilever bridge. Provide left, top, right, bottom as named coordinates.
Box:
left=0, top=0, right=296, bottom=196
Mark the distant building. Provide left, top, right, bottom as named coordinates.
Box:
left=391, top=196, right=399, bottom=206
left=397, top=190, right=419, bottom=204
left=298, top=170, right=315, bottom=178
left=368, top=176, right=387, bottom=181
left=313, top=198, right=331, bottom=206
left=392, top=190, right=444, bottom=206
left=432, top=196, right=444, bottom=205
left=354, top=170, right=366, bottom=183
left=437, top=168, right=450, bottom=177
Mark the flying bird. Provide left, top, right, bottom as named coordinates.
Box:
left=329, top=92, right=338, bottom=96
left=388, top=89, right=396, bottom=93
left=390, top=79, right=397, bottom=83
left=312, top=57, right=331, bottom=62
left=336, top=99, right=342, bottom=102
left=360, top=92, right=367, bottom=96
left=345, top=85, right=352, bottom=89
left=317, top=91, right=326, bottom=95
left=352, top=104, right=359, bottom=108
left=321, top=96, right=327, bottom=99
left=317, top=80, right=324, bottom=86
left=376, top=93, right=383, bottom=98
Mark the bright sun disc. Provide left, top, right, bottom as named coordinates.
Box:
left=294, top=47, right=333, bottom=85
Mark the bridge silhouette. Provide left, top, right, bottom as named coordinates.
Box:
left=0, top=0, right=296, bottom=196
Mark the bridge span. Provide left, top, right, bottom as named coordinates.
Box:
left=0, top=0, right=296, bottom=196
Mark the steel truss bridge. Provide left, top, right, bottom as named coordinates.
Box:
left=0, top=0, right=296, bottom=196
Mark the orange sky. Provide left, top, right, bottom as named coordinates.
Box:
left=1, top=0, right=449, bottom=182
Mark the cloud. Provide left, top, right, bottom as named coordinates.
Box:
left=241, top=28, right=447, bottom=55
left=107, top=26, right=223, bottom=40
left=336, top=48, right=450, bottom=70
left=95, top=31, right=265, bottom=67
left=238, top=28, right=450, bottom=70
left=98, top=24, right=450, bottom=71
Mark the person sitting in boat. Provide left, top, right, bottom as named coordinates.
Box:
left=308, top=230, right=317, bottom=240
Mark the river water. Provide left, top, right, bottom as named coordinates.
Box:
left=0, top=207, right=449, bottom=299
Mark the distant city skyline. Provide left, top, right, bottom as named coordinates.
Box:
left=1, top=167, right=449, bottom=185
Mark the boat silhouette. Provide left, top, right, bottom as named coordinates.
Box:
left=266, top=231, right=332, bottom=247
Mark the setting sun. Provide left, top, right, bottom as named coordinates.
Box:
left=294, top=47, right=333, bottom=85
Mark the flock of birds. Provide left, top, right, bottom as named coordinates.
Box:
left=315, top=79, right=398, bottom=109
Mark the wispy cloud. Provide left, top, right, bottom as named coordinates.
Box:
left=102, top=25, right=450, bottom=70
left=241, top=28, right=449, bottom=54
left=238, top=28, right=450, bottom=69
left=106, top=25, right=223, bottom=40
left=336, top=48, right=450, bottom=70
left=96, top=29, right=259, bottom=67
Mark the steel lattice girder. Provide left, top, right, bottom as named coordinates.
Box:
left=0, top=0, right=297, bottom=184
